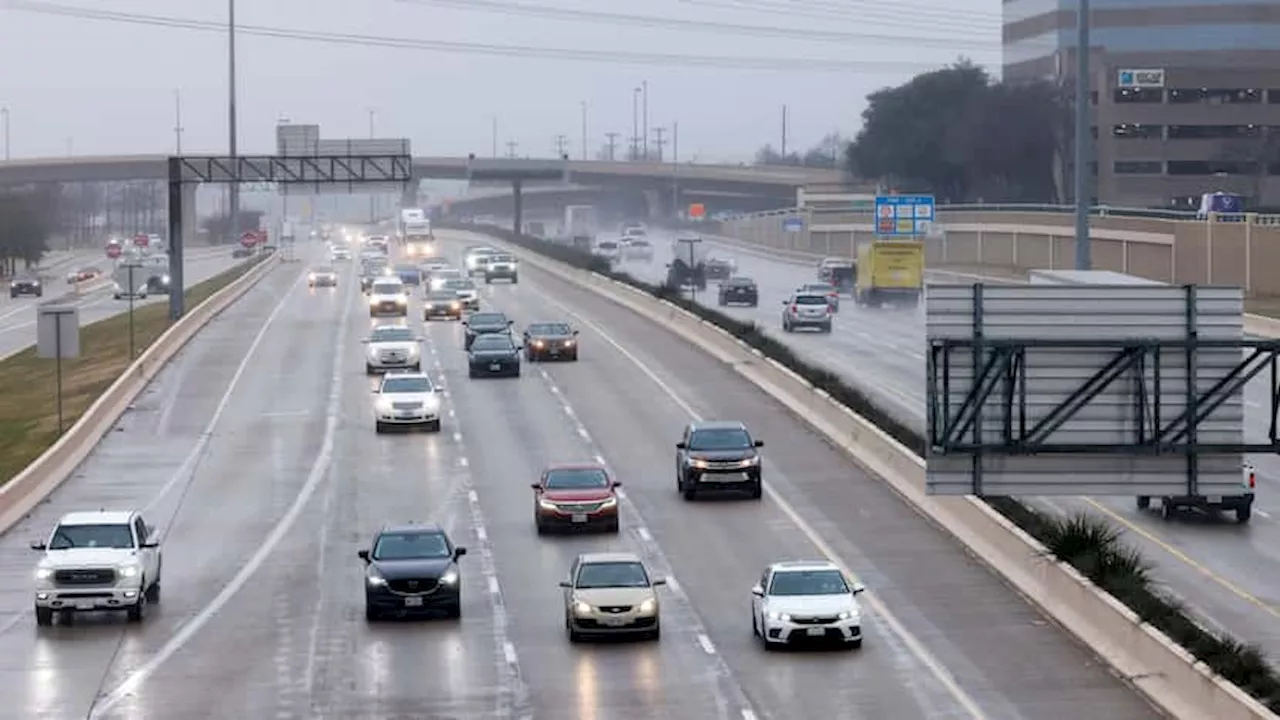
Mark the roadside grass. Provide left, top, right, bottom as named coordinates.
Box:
left=0, top=256, right=267, bottom=485
left=453, top=221, right=1280, bottom=712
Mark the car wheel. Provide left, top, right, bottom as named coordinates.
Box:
left=513, top=367, right=521, bottom=378
left=365, top=364, right=376, bottom=375
left=468, top=369, right=478, bottom=379
left=365, top=605, right=380, bottom=622
left=568, top=627, right=582, bottom=643
left=427, top=419, right=442, bottom=432
left=446, top=602, right=461, bottom=619
left=535, top=520, right=546, bottom=535
left=145, top=579, right=161, bottom=604
left=1160, top=499, right=1175, bottom=520
left=682, top=483, right=697, bottom=501
left=1136, top=496, right=1150, bottom=510
left=412, top=362, right=422, bottom=371
left=375, top=422, right=386, bottom=434
left=605, top=518, right=620, bottom=533
left=752, top=612, right=759, bottom=637
left=511, top=274, right=519, bottom=284
left=126, top=597, right=145, bottom=623
left=569, top=351, right=579, bottom=362
left=649, top=625, right=661, bottom=641
left=34, top=606, right=54, bottom=627
left=848, top=638, right=863, bottom=650
left=749, top=481, right=763, bottom=500
left=1238, top=505, right=1252, bottom=523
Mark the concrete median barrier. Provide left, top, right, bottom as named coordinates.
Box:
left=473, top=230, right=1278, bottom=720
left=0, top=254, right=280, bottom=534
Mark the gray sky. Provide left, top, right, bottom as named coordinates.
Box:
left=0, top=0, right=1000, bottom=163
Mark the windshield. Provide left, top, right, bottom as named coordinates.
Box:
left=803, top=284, right=835, bottom=293
left=576, top=561, right=650, bottom=589
left=794, top=295, right=828, bottom=305
left=381, top=376, right=433, bottom=393
left=528, top=323, right=571, bottom=335
left=470, top=313, right=507, bottom=326
left=314, top=266, right=335, bottom=274
left=426, top=292, right=458, bottom=303
left=372, top=282, right=402, bottom=294
left=49, top=523, right=135, bottom=550
left=630, top=239, right=650, bottom=246
left=597, top=242, right=618, bottom=250
left=472, top=335, right=513, bottom=351
left=372, top=531, right=450, bottom=560
left=545, top=468, right=609, bottom=489
left=728, top=277, right=754, bottom=286
left=444, top=279, right=473, bottom=291
left=371, top=327, right=414, bottom=342
left=688, top=427, right=753, bottom=451
left=768, top=569, right=849, bottom=596
left=491, top=254, right=514, bottom=262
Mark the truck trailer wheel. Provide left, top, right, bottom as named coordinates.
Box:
left=1237, top=505, right=1252, bottom=523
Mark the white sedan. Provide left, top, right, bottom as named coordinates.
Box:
left=751, top=560, right=864, bottom=649
left=363, top=325, right=423, bottom=373
left=372, top=371, right=442, bottom=433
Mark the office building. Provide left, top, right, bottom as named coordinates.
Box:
left=1003, top=0, right=1280, bottom=208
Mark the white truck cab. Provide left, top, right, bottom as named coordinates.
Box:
left=31, top=510, right=162, bottom=625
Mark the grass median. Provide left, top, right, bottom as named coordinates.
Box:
left=446, top=221, right=1280, bottom=712
left=0, top=255, right=269, bottom=485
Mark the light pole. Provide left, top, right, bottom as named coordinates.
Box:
left=1073, top=0, right=1092, bottom=269
left=631, top=88, right=641, bottom=160
left=368, top=109, right=376, bottom=221
left=227, top=0, right=240, bottom=241
left=580, top=101, right=588, bottom=161
left=174, top=89, right=184, bottom=154
left=642, top=80, right=649, bottom=161
left=1, top=107, right=9, bottom=161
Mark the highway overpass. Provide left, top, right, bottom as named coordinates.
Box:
left=439, top=184, right=797, bottom=220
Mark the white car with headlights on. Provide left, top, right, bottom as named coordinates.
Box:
left=560, top=552, right=665, bottom=642
left=363, top=325, right=423, bottom=373
left=372, top=371, right=442, bottom=433
left=751, top=560, right=864, bottom=649
left=308, top=265, right=338, bottom=288
left=368, top=278, right=408, bottom=317
left=31, top=510, right=162, bottom=626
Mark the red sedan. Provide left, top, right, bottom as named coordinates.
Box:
left=531, top=464, right=621, bottom=534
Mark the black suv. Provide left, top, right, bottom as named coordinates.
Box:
left=463, top=311, right=513, bottom=350
left=358, top=523, right=466, bottom=621
left=9, top=275, right=42, bottom=298
left=675, top=421, right=764, bottom=500
left=717, top=277, right=758, bottom=307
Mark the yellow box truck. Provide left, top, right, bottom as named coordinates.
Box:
left=854, top=240, right=924, bottom=309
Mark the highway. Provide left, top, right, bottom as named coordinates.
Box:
left=615, top=227, right=1280, bottom=665
left=0, top=234, right=1155, bottom=719
left=0, top=246, right=244, bottom=360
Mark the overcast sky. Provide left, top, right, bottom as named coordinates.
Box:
left=0, top=0, right=1000, bottom=163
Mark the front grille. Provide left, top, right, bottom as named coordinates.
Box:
left=598, top=605, right=632, bottom=614
left=392, top=402, right=422, bottom=410
left=388, top=578, right=439, bottom=594
left=703, top=461, right=745, bottom=470
left=379, top=352, right=406, bottom=361
left=54, top=568, right=116, bottom=586
left=555, top=502, right=603, bottom=512
left=791, top=615, right=839, bottom=625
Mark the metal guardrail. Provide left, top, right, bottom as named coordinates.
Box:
left=726, top=205, right=1280, bottom=226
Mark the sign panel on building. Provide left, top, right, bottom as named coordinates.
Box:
left=1117, top=69, right=1165, bottom=88
left=874, top=194, right=934, bottom=237
left=925, top=284, right=1247, bottom=497
left=782, top=217, right=804, bottom=233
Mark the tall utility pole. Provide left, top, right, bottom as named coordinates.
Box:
left=631, top=87, right=641, bottom=160
left=652, top=127, right=666, bottom=163
left=642, top=80, right=649, bottom=161
left=227, top=0, right=240, bottom=239
left=580, top=101, right=588, bottom=161
left=491, top=117, right=498, bottom=158
left=553, top=134, right=569, bottom=157
left=174, top=90, right=184, bottom=154
left=605, top=132, right=619, bottom=160
left=368, top=109, right=376, bottom=222
left=781, top=104, right=788, bottom=158
left=1074, top=0, right=1092, bottom=269
left=671, top=121, right=680, bottom=217
left=1, top=107, right=8, bottom=161
left=505, top=140, right=518, bottom=159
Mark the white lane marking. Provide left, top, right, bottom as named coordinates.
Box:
left=636, top=527, right=652, bottom=542
left=459, top=456, right=469, bottom=468
left=452, top=431, right=463, bottom=442
left=468, top=489, right=479, bottom=503
left=665, top=575, right=681, bottom=594
left=90, top=263, right=351, bottom=718
left=593, top=453, right=607, bottom=465
left=1257, top=508, right=1273, bottom=519
left=576, top=426, right=590, bottom=441
left=696, top=633, right=717, bottom=655
left=476, top=525, right=487, bottom=542
left=488, top=576, right=501, bottom=595
left=530, top=285, right=989, bottom=720
left=142, top=265, right=306, bottom=520
left=503, top=641, right=519, bottom=666
left=741, top=711, right=758, bottom=720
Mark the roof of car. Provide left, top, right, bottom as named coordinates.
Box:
left=379, top=522, right=446, bottom=535
left=725, top=276, right=755, bottom=284
left=578, top=551, right=642, bottom=565
left=769, top=560, right=841, bottom=573
left=59, top=510, right=135, bottom=526
left=689, top=420, right=748, bottom=431
left=545, top=462, right=607, bottom=472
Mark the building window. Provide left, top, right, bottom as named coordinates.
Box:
left=1113, top=124, right=1162, bottom=139
left=1114, top=87, right=1162, bottom=103
left=1269, top=89, right=1280, bottom=104
left=1169, top=88, right=1263, bottom=105
left=1168, top=160, right=1259, bottom=176
left=1167, top=125, right=1263, bottom=140
left=1114, top=161, right=1163, bottom=174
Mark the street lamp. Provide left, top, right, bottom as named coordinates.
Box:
left=632, top=88, right=641, bottom=161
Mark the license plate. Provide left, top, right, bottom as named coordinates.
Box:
left=397, top=411, right=416, bottom=418
left=489, top=363, right=501, bottom=371
left=404, top=597, right=424, bottom=607
left=599, top=616, right=627, bottom=626
left=806, top=627, right=826, bottom=637
left=1206, top=496, right=1223, bottom=504
left=571, top=513, right=588, bottom=523
left=712, top=473, right=746, bottom=482
left=549, top=350, right=560, bottom=356
left=76, top=601, right=96, bottom=610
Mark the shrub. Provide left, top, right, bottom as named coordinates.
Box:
left=442, top=221, right=1280, bottom=711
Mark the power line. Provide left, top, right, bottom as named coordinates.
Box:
left=393, top=0, right=998, bottom=49
left=0, top=1, right=992, bottom=72
left=677, top=0, right=1000, bottom=25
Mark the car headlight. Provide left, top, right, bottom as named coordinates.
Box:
left=375, top=398, right=393, bottom=413
left=538, top=498, right=558, bottom=510
left=308, top=274, right=316, bottom=282
left=35, top=567, right=53, bottom=581
left=598, top=497, right=617, bottom=509
left=767, top=611, right=790, bottom=622
left=450, top=301, right=460, bottom=309
left=366, top=568, right=386, bottom=586
left=440, top=569, right=459, bottom=585
left=838, top=610, right=855, bottom=621
left=118, top=563, right=141, bottom=578
left=532, top=340, right=545, bottom=348
left=690, top=459, right=709, bottom=469
left=563, top=340, right=575, bottom=347
left=161, top=275, right=170, bottom=284
left=395, top=297, right=406, bottom=304
left=574, top=600, right=592, bottom=615
left=638, top=598, right=656, bottom=613
left=738, top=456, right=760, bottom=467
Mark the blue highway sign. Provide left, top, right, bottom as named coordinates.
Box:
left=874, top=194, right=935, bottom=237
left=782, top=217, right=804, bottom=232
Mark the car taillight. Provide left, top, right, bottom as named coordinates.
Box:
left=1249, top=471, right=1256, bottom=489
left=789, top=304, right=798, bottom=314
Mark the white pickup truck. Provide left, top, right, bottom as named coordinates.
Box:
left=31, top=510, right=162, bottom=625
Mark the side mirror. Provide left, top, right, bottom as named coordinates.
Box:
left=357, top=549, right=370, bottom=563
left=507, top=320, right=514, bottom=326
left=652, top=578, right=667, bottom=586
left=611, top=481, right=623, bottom=488
left=141, top=541, right=159, bottom=549
left=852, top=583, right=866, bottom=595
left=754, top=440, right=764, bottom=447
left=530, top=482, right=542, bottom=490
left=781, top=300, right=788, bottom=305
left=360, top=339, right=369, bottom=343
left=454, top=547, right=467, bottom=559
left=29, top=541, right=46, bottom=551
left=572, top=330, right=580, bottom=336
left=558, top=580, right=572, bottom=589
left=675, top=441, right=686, bottom=450
left=750, top=584, right=764, bottom=597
